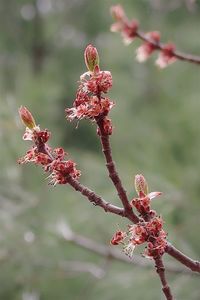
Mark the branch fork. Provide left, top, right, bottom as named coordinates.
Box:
left=18, top=42, right=200, bottom=300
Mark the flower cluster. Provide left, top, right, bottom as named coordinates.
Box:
left=110, top=5, right=177, bottom=68
left=111, top=217, right=167, bottom=259
left=18, top=106, right=80, bottom=185
left=111, top=174, right=167, bottom=259
left=144, top=217, right=167, bottom=258
left=111, top=219, right=167, bottom=259
left=66, top=45, right=114, bottom=135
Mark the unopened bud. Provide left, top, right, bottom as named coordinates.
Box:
left=19, top=106, right=36, bottom=129
left=134, top=174, right=148, bottom=197
left=110, top=4, right=125, bottom=21
left=84, top=44, right=99, bottom=72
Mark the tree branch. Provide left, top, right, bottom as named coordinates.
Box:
left=154, top=256, right=174, bottom=300
left=166, top=243, right=200, bottom=273
left=96, top=118, right=140, bottom=224
left=136, top=30, right=200, bottom=65
left=66, top=175, right=128, bottom=219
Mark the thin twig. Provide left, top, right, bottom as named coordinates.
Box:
left=66, top=175, right=128, bottom=218
left=96, top=118, right=140, bottom=223
left=154, top=256, right=174, bottom=300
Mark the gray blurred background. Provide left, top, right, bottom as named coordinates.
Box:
left=0, top=0, right=200, bottom=299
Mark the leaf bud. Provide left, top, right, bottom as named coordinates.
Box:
left=19, top=106, right=36, bottom=129
left=134, top=174, right=148, bottom=197
left=84, top=44, right=99, bottom=72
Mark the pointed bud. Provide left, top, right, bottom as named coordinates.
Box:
left=134, top=174, right=148, bottom=197
left=84, top=44, right=99, bottom=72
left=110, top=4, right=125, bottom=21
left=19, top=106, right=36, bottom=129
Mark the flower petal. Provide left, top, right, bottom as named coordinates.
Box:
left=148, top=191, right=162, bottom=200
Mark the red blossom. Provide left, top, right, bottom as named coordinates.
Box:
left=102, top=118, right=113, bottom=135
left=110, top=4, right=126, bottom=22
left=136, top=31, right=160, bottom=62
left=129, top=224, right=148, bottom=245
left=87, top=70, right=112, bottom=94
left=145, top=231, right=167, bottom=258
left=112, top=218, right=167, bottom=259
left=146, top=216, right=164, bottom=235
left=34, top=152, right=52, bottom=165
left=110, top=5, right=138, bottom=45
left=53, top=148, right=67, bottom=160
left=18, top=147, right=37, bottom=164
left=33, top=129, right=51, bottom=144
left=110, top=230, right=126, bottom=245
left=156, top=43, right=176, bottom=68
left=49, top=160, right=81, bottom=186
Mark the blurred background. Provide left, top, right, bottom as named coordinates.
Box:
left=1, top=0, right=200, bottom=299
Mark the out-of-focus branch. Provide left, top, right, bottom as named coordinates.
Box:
left=111, top=4, right=200, bottom=66
left=56, top=221, right=199, bottom=276
left=58, top=260, right=105, bottom=279
left=136, top=30, right=200, bottom=65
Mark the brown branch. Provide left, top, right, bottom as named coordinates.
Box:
left=154, top=256, right=174, bottom=300
left=166, top=243, right=200, bottom=273
left=66, top=174, right=129, bottom=219
left=35, top=136, right=127, bottom=219
left=136, top=30, right=200, bottom=65
left=96, top=118, right=140, bottom=224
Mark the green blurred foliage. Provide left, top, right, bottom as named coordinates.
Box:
left=0, top=0, right=200, bottom=299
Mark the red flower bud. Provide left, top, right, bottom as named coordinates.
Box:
left=84, top=44, right=99, bottom=72
left=19, top=106, right=36, bottom=129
